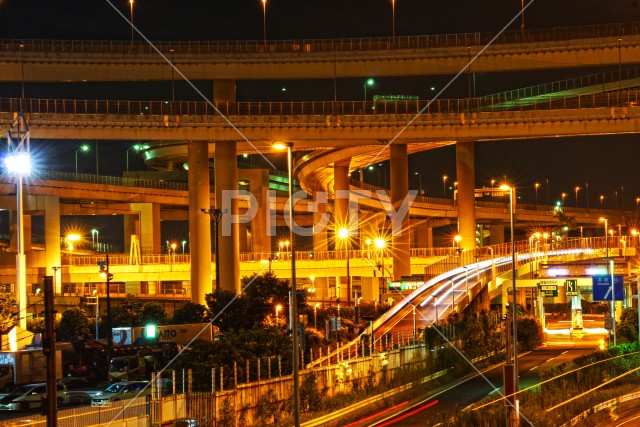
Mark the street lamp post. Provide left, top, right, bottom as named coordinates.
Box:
left=272, top=140, right=300, bottom=427
left=339, top=228, right=351, bottom=305
left=75, top=144, right=89, bottom=174
left=261, top=0, right=267, bottom=47
left=202, top=208, right=223, bottom=293
left=575, top=186, right=580, bottom=207
left=91, top=229, right=99, bottom=251
left=363, top=78, right=375, bottom=101
left=126, top=143, right=148, bottom=172
left=275, top=304, right=282, bottom=325
left=5, top=113, right=30, bottom=330
left=375, top=238, right=386, bottom=302
left=503, top=184, right=518, bottom=425
left=181, top=240, right=187, bottom=254
left=534, top=183, right=540, bottom=205
left=129, top=0, right=134, bottom=45
left=391, top=0, right=396, bottom=40
left=314, top=303, right=319, bottom=329
left=442, top=175, right=448, bottom=197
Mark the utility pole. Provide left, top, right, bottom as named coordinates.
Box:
left=98, top=255, right=113, bottom=366
left=202, top=208, right=223, bottom=293
left=42, top=275, right=57, bottom=426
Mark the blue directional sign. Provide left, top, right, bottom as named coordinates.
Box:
left=592, top=275, right=624, bottom=301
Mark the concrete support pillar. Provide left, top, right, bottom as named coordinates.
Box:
left=333, top=161, right=350, bottom=250
left=188, top=141, right=212, bottom=305
left=128, top=203, right=160, bottom=254
left=239, top=224, right=249, bottom=253
left=390, top=144, right=410, bottom=281
left=414, top=221, right=433, bottom=248
left=247, top=169, right=271, bottom=254
left=43, top=196, right=61, bottom=292
left=213, top=80, right=236, bottom=103
left=456, top=141, right=476, bottom=251
left=312, top=190, right=329, bottom=253
left=490, top=225, right=506, bottom=245
left=216, top=141, right=240, bottom=294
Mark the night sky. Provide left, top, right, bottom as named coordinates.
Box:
left=2, top=1, right=640, bottom=247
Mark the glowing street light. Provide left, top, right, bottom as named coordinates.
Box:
left=314, top=303, right=320, bottom=329
left=497, top=184, right=518, bottom=423
left=5, top=113, right=30, bottom=330
left=275, top=304, right=283, bottom=325
left=66, top=234, right=81, bottom=252
left=272, top=140, right=300, bottom=427
left=261, top=0, right=267, bottom=47
left=534, top=182, right=540, bottom=204
left=91, top=229, right=99, bottom=251
left=561, top=192, right=567, bottom=205
left=575, top=186, right=580, bottom=207
left=129, top=0, right=134, bottom=45
left=442, top=175, right=448, bottom=197
left=363, top=78, right=375, bottom=101
left=181, top=240, right=187, bottom=254
left=391, top=0, right=396, bottom=39
left=374, top=237, right=387, bottom=300
left=600, top=195, right=605, bottom=206
left=338, top=228, right=352, bottom=305
left=75, top=144, right=90, bottom=174
left=126, top=143, right=149, bottom=172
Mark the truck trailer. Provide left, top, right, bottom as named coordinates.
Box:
left=0, top=349, right=62, bottom=392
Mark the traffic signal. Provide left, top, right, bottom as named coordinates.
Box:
left=97, top=261, right=113, bottom=280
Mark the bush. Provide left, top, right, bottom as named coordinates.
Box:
left=517, top=316, right=544, bottom=350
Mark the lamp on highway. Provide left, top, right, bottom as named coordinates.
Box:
left=261, top=0, right=267, bottom=47
left=363, top=78, right=375, bottom=101
left=442, top=175, right=448, bottom=197
left=575, top=186, right=580, bottom=207
left=129, top=0, right=135, bottom=45
left=181, top=240, right=187, bottom=254
left=338, top=228, right=352, bottom=305
left=534, top=183, right=540, bottom=204
left=272, top=140, right=300, bottom=427
left=374, top=237, right=387, bottom=301
left=275, top=304, right=282, bottom=325
left=5, top=113, right=30, bottom=330
left=499, top=183, right=518, bottom=425
left=75, top=144, right=89, bottom=174
left=126, top=143, right=149, bottom=172
left=91, top=229, right=99, bottom=251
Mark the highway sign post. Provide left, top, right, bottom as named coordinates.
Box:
left=540, top=284, right=558, bottom=297
left=592, top=276, right=624, bottom=301
left=565, top=279, right=578, bottom=296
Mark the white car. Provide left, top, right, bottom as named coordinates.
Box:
left=0, top=383, right=69, bottom=411
left=91, top=381, right=151, bottom=405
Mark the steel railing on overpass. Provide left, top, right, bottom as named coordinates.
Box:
left=308, top=236, right=626, bottom=368
left=2, top=90, right=638, bottom=119
left=1, top=21, right=638, bottom=54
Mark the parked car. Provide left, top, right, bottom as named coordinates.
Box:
left=0, top=382, right=69, bottom=411
left=91, top=381, right=151, bottom=406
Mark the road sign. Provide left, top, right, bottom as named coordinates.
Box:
left=540, top=284, right=558, bottom=297
left=592, top=275, right=624, bottom=301
left=565, top=279, right=578, bottom=296
left=605, top=318, right=613, bottom=330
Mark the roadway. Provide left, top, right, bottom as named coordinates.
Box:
left=346, top=344, right=602, bottom=427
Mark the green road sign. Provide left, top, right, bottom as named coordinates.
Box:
left=540, top=284, right=558, bottom=297
left=565, top=279, right=578, bottom=296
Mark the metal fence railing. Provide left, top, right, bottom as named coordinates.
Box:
left=8, top=396, right=149, bottom=427
left=1, top=21, right=638, bottom=54
left=1, top=90, right=638, bottom=119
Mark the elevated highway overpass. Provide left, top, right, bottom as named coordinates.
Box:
left=0, top=21, right=639, bottom=81
left=1, top=21, right=639, bottom=301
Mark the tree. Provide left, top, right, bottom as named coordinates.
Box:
left=206, top=272, right=291, bottom=332
left=0, top=293, right=16, bottom=332
left=58, top=307, right=92, bottom=341
left=616, top=307, right=639, bottom=343
left=109, top=295, right=143, bottom=327
left=141, top=301, right=167, bottom=326
left=172, top=302, right=208, bottom=324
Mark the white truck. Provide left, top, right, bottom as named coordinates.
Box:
left=0, top=349, right=63, bottom=392
left=112, top=323, right=223, bottom=346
